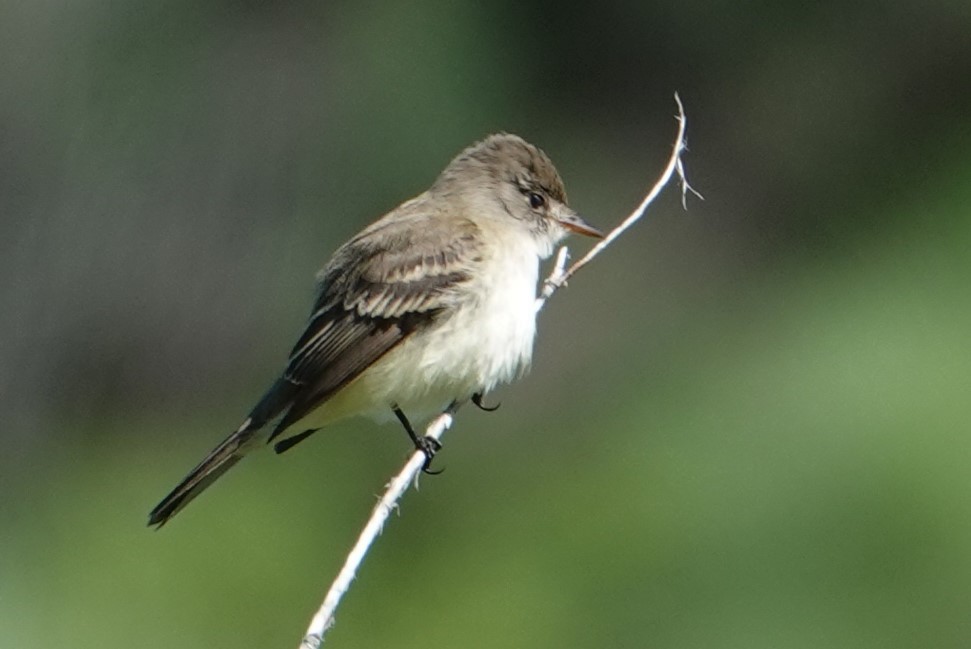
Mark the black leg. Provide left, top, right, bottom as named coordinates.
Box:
left=471, top=392, right=500, bottom=412
left=273, top=428, right=320, bottom=454
left=392, top=405, right=443, bottom=474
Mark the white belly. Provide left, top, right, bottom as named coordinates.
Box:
left=309, top=233, right=542, bottom=427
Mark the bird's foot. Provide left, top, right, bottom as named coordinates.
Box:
left=471, top=392, right=500, bottom=412
left=393, top=404, right=445, bottom=474
left=415, top=435, right=444, bottom=475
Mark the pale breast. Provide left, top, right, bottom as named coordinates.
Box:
left=304, top=225, right=545, bottom=426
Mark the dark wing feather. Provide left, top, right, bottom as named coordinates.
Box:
left=258, top=210, right=483, bottom=442
left=148, top=208, right=483, bottom=527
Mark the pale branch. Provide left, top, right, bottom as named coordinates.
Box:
left=298, top=93, right=696, bottom=649
left=299, top=411, right=454, bottom=649
left=539, top=92, right=697, bottom=302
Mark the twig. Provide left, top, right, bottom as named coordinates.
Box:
left=299, top=412, right=454, bottom=649
left=539, top=92, right=698, bottom=302
left=298, top=93, right=696, bottom=648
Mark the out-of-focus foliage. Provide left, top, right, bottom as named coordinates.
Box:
left=2, top=1, right=970, bottom=648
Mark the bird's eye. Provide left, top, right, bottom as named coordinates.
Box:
left=528, top=192, right=546, bottom=209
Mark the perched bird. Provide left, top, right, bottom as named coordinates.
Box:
left=148, top=133, right=601, bottom=527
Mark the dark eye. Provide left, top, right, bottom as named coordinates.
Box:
left=528, top=192, right=546, bottom=209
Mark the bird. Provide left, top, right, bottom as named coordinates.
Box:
left=148, top=133, right=602, bottom=527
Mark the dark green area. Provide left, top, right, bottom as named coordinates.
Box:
left=2, top=1, right=970, bottom=647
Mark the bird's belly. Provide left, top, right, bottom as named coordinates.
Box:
left=298, top=244, right=542, bottom=431
left=338, top=257, right=539, bottom=424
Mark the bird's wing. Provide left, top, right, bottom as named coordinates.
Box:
left=148, top=210, right=484, bottom=527
left=256, top=210, right=484, bottom=441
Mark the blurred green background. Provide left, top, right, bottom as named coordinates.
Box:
left=2, top=1, right=970, bottom=647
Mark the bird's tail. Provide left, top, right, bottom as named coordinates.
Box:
left=148, top=421, right=259, bottom=528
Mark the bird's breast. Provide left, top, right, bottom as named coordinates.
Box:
left=316, top=229, right=545, bottom=426
left=417, top=237, right=540, bottom=391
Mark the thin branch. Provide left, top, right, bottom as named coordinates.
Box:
left=298, top=93, right=696, bottom=648
left=299, top=411, right=454, bottom=649
left=539, top=92, right=696, bottom=302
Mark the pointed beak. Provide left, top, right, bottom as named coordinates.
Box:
left=552, top=205, right=604, bottom=238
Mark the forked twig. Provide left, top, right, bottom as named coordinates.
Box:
left=540, top=92, right=699, bottom=302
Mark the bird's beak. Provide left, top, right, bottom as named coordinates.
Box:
left=552, top=205, right=604, bottom=238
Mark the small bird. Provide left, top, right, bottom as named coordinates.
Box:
left=148, top=133, right=602, bottom=527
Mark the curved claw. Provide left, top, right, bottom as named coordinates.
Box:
left=421, top=461, right=445, bottom=476
left=472, top=392, right=500, bottom=412
left=417, top=435, right=444, bottom=475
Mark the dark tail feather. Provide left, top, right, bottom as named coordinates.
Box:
left=148, top=424, right=256, bottom=528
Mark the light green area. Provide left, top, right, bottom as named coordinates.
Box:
left=2, top=1, right=970, bottom=648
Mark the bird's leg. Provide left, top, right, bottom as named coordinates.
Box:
left=471, top=392, right=500, bottom=412
left=273, top=428, right=320, bottom=454
left=392, top=405, right=443, bottom=475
